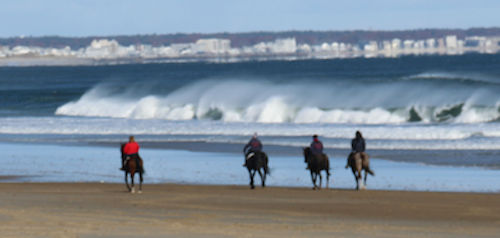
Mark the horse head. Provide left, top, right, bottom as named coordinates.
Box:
left=303, top=147, right=311, bottom=163
left=120, top=143, right=126, bottom=157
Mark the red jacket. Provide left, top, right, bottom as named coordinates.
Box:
left=123, top=142, right=140, bottom=155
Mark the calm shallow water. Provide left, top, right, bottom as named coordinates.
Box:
left=1, top=142, right=499, bottom=193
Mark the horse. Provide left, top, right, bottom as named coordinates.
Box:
left=303, top=147, right=330, bottom=190
left=346, top=152, right=374, bottom=190
left=121, top=143, right=144, bottom=194
left=244, top=151, right=270, bottom=189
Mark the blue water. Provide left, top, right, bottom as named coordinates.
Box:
left=1, top=142, right=499, bottom=193
left=0, top=54, right=500, bottom=168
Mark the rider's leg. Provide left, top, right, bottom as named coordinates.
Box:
left=243, top=151, right=252, bottom=167
left=120, top=155, right=126, bottom=170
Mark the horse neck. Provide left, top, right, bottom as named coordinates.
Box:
left=304, top=147, right=312, bottom=157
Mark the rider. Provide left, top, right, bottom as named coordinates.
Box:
left=310, top=134, right=324, bottom=155
left=243, top=133, right=263, bottom=166
left=121, top=136, right=143, bottom=171
left=346, top=131, right=367, bottom=168
left=307, top=135, right=324, bottom=169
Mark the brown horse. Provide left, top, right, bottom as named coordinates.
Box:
left=346, top=152, right=374, bottom=190
left=121, top=144, right=144, bottom=193
left=244, top=151, right=270, bottom=189
left=303, top=147, right=330, bottom=190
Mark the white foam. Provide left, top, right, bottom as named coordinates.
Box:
left=295, top=107, right=406, bottom=124
left=454, top=106, right=499, bottom=124
left=55, top=79, right=500, bottom=124
left=1, top=116, right=500, bottom=150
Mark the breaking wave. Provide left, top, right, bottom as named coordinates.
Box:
left=402, top=72, right=500, bottom=85
left=56, top=78, right=500, bottom=124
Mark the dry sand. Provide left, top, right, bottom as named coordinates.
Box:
left=0, top=183, right=498, bottom=238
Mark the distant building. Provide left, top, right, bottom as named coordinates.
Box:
left=445, top=35, right=458, bottom=48
left=194, top=38, right=231, bottom=54
left=426, top=38, right=436, bottom=48
left=269, top=38, right=297, bottom=54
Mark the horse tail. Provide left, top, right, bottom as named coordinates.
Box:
left=322, top=154, right=330, bottom=176
left=264, top=153, right=270, bottom=175
left=366, top=167, right=375, bottom=176
left=326, top=157, right=331, bottom=176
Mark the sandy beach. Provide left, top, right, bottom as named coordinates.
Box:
left=0, top=183, right=498, bottom=238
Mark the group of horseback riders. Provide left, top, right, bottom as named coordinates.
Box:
left=241, top=131, right=371, bottom=190
left=120, top=131, right=366, bottom=170
left=119, top=130, right=372, bottom=191
left=242, top=131, right=368, bottom=170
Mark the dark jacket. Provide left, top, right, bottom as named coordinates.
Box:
left=244, top=138, right=262, bottom=154
left=310, top=140, right=324, bottom=155
left=351, top=137, right=366, bottom=152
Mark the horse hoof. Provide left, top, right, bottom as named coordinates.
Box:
left=131, top=188, right=135, bottom=194
left=138, top=190, right=142, bottom=194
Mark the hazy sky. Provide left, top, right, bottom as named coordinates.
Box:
left=1, top=0, right=499, bottom=37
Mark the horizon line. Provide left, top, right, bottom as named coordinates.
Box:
left=3, top=26, right=500, bottom=39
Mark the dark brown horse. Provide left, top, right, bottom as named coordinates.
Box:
left=244, top=151, right=270, bottom=189
left=121, top=143, right=144, bottom=193
left=346, top=152, right=374, bottom=190
left=303, top=147, right=330, bottom=190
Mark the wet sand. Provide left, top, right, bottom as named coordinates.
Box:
left=0, top=183, right=499, bottom=238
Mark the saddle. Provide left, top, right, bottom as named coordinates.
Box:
left=124, top=154, right=144, bottom=173
left=347, top=152, right=373, bottom=175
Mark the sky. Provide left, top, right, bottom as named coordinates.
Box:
left=1, top=0, right=499, bottom=37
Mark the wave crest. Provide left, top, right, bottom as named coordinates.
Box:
left=55, top=79, right=500, bottom=124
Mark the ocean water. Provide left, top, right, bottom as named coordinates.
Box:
left=1, top=142, right=499, bottom=193
left=0, top=54, right=499, bottom=172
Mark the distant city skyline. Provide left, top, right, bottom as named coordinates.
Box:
left=1, top=0, right=500, bottom=37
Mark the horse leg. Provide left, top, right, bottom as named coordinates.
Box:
left=130, top=171, right=135, bottom=193
left=310, top=171, right=317, bottom=190
left=364, top=170, right=368, bottom=185
left=318, top=173, right=323, bottom=190
left=249, top=169, right=256, bottom=189
left=357, top=171, right=365, bottom=190
left=352, top=170, right=359, bottom=190
left=138, top=172, right=143, bottom=194
left=326, top=170, right=330, bottom=189
left=125, top=172, right=131, bottom=192
left=258, top=169, right=265, bottom=188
